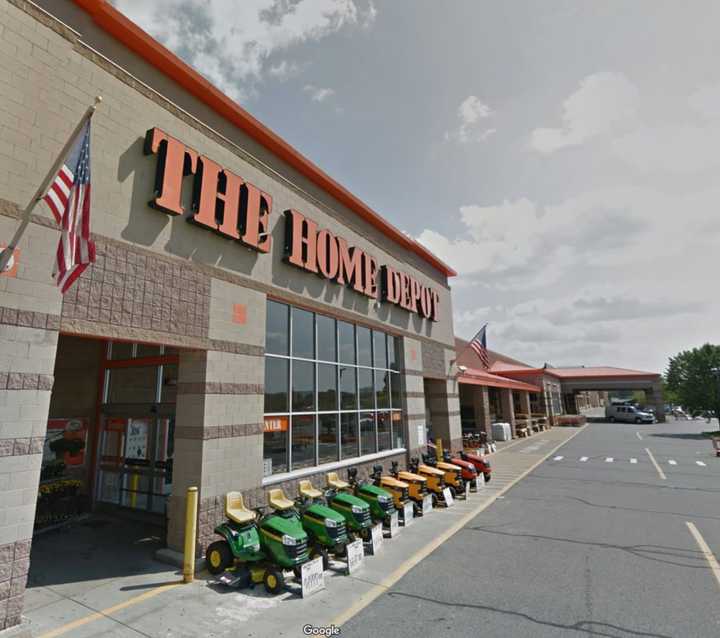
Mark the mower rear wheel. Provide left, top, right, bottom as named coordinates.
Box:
left=263, top=568, right=285, bottom=595
left=359, top=527, right=372, bottom=542
left=206, top=541, right=232, bottom=575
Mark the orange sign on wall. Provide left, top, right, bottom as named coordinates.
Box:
left=263, top=416, right=289, bottom=433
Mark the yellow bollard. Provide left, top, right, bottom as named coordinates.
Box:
left=435, top=437, right=443, bottom=461
left=129, top=473, right=139, bottom=508
left=183, top=486, right=199, bottom=584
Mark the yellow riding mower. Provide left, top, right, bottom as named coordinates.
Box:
left=389, top=460, right=430, bottom=516
left=422, top=451, right=467, bottom=500
left=408, top=456, right=450, bottom=507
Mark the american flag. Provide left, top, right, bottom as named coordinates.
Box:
left=43, top=119, right=96, bottom=293
left=469, top=324, right=490, bottom=369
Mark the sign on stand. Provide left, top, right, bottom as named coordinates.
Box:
left=346, top=539, right=364, bottom=575
left=366, top=523, right=384, bottom=555
left=402, top=501, right=414, bottom=527
left=442, top=487, right=454, bottom=508
left=301, top=557, right=325, bottom=598
left=422, top=494, right=433, bottom=514
left=475, top=474, right=485, bottom=491
left=465, top=480, right=470, bottom=499
left=387, top=510, right=400, bottom=537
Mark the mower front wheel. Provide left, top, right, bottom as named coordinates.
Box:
left=484, top=473, right=491, bottom=484
left=206, top=540, right=232, bottom=575
left=311, top=545, right=330, bottom=570
left=359, top=527, right=372, bottom=543
left=263, top=568, right=285, bottom=595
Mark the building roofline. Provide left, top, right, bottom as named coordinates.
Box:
left=70, top=0, right=457, bottom=278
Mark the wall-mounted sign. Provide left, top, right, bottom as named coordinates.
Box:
left=144, top=128, right=440, bottom=320
left=263, top=416, right=289, bottom=433
left=144, top=128, right=271, bottom=253
left=284, top=209, right=440, bottom=321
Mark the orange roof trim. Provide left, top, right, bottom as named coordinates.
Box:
left=71, top=0, right=457, bottom=278
left=458, top=367, right=541, bottom=393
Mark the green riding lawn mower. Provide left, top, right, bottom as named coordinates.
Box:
left=205, top=491, right=309, bottom=595
left=324, top=472, right=374, bottom=542
left=345, top=466, right=396, bottom=526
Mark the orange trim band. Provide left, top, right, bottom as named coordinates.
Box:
left=71, top=0, right=457, bottom=278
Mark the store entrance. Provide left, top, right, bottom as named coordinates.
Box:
left=96, top=405, right=174, bottom=515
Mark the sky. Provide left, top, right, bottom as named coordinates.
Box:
left=111, top=0, right=720, bottom=374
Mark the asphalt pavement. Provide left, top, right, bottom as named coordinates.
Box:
left=340, top=418, right=720, bottom=638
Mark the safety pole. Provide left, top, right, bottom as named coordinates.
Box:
left=183, top=486, right=198, bottom=584
left=435, top=438, right=443, bottom=461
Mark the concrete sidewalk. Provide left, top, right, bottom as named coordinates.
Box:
left=23, top=425, right=583, bottom=638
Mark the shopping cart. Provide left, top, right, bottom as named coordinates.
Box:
left=712, top=437, right=720, bottom=457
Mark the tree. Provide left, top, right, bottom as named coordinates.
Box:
left=665, top=344, right=720, bottom=427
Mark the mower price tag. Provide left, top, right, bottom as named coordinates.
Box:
left=465, top=480, right=470, bottom=499
left=346, top=539, right=364, bottom=575
left=422, top=494, right=433, bottom=514
left=301, top=557, right=325, bottom=598
left=388, top=510, right=400, bottom=537
left=402, top=501, right=414, bottom=526
left=475, top=474, right=485, bottom=490
left=368, top=524, right=383, bottom=555
left=443, top=487, right=454, bottom=507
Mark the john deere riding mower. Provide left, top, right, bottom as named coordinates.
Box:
left=205, top=491, right=309, bottom=594
left=408, top=456, right=450, bottom=507
left=346, top=466, right=396, bottom=525
left=389, top=460, right=430, bottom=515
left=325, top=472, right=374, bottom=541
left=293, top=481, right=349, bottom=569
left=423, top=449, right=467, bottom=499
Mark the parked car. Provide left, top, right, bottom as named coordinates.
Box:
left=605, top=404, right=655, bottom=424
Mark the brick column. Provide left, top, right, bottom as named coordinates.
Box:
left=401, top=337, right=426, bottom=461
left=424, top=378, right=463, bottom=452
left=165, top=280, right=266, bottom=557
left=520, top=391, right=532, bottom=418
left=500, top=388, right=516, bottom=437
left=472, top=386, right=492, bottom=442
left=0, top=218, right=62, bottom=633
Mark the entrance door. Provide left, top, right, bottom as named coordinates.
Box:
left=95, top=405, right=174, bottom=514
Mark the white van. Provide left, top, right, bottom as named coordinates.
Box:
left=605, top=404, right=655, bottom=424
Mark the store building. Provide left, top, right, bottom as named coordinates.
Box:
left=0, top=0, right=462, bottom=631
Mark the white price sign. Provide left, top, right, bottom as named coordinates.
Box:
left=388, top=510, right=400, bottom=537
left=417, top=424, right=426, bottom=446
left=475, top=474, right=485, bottom=490
left=301, top=557, right=325, bottom=598
left=422, top=494, right=433, bottom=514
left=442, top=487, right=454, bottom=507
left=465, top=480, right=470, bottom=498
left=369, top=523, right=384, bottom=555
left=402, top=501, right=414, bottom=526
left=346, top=539, right=364, bottom=575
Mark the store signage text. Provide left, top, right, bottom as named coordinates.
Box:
left=284, top=209, right=440, bottom=321
left=144, top=128, right=271, bottom=253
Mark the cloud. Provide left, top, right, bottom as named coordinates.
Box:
left=111, top=0, right=377, bottom=101
left=303, top=84, right=336, bottom=102
left=530, top=72, right=639, bottom=153
left=267, top=60, right=300, bottom=80
left=445, top=96, right=495, bottom=143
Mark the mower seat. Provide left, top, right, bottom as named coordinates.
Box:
left=268, top=488, right=295, bottom=511
left=380, top=476, right=409, bottom=489
left=298, top=480, right=323, bottom=499
left=398, top=471, right=427, bottom=483
left=418, top=464, right=445, bottom=476
left=326, top=472, right=349, bottom=489
left=437, top=461, right=462, bottom=471
left=225, top=491, right=256, bottom=525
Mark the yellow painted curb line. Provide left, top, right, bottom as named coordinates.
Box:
left=686, top=521, right=720, bottom=590
left=331, top=426, right=587, bottom=626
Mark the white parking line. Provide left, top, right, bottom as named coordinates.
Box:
left=686, top=522, right=720, bottom=591
left=636, top=432, right=643, bottom=440
left=630, top=458, right=638, bottom=464
left=645, top=448, right=666, bottom=480
left=696, top=461, right=707, bottom=467
left=668, top=459, right=677, bottom=466
left=605, top=457, right=614, bottom=463
left=553, top=456, right=564, bottom=461
left=579, top=456, right=589, bottom=462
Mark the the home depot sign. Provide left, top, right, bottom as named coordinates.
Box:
left=145, top=128, right=440, bottom=321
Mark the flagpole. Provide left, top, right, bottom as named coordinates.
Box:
left=0, top=96, right=102, bottom=273
left=453, top=323, right=488, bottom=367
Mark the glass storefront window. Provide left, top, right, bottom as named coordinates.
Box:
left=357, top=326, right=372, bottom=367
left=292, top=307, right=315, bottom=359
left=375, top=370, right=390, bottom=409
left=265, top=358, right=289, bottom=413
left=292, top=360, right=315, bottom=412
left=318, top=363, right=338, bottom=411
left=377, top=411, right=391, bottom=451
left=136, top=343, right=161, bottom=358
left=359, top=368, right=374, bottom=410
left=340, top=413, right=358, bottom=459
left=360, top=412, right=376, bottom=455
left=373, top=331, right=387, bottom=369
left=292, top=415, right=316, bottom=469
left=317, top=315, right=337, bottom=362
left=160, top=364, right=178, bottom=404
left=266, top=301, right=289, bottom=356
left=107, top=366, right=157, bottom=403
left=318, top=414, right=338, bottom=464
left=110, top=341, right=134, bottom=361
left=263, top=300, right=404, bottom=476
left=339, top=366, right=357, bottom=410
